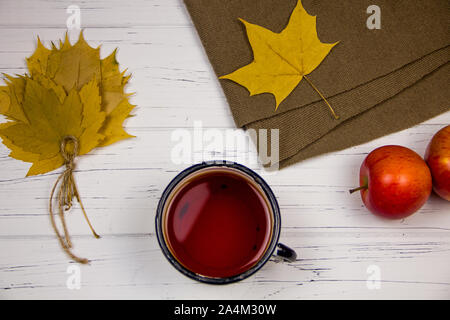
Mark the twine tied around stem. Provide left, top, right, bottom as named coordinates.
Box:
left=49, top=135, right=100, bottom=264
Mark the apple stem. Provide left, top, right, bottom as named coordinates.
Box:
left=349, top=184, right=368, bottom=194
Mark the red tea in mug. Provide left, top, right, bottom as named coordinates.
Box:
left=163, top=167, right=273, bottom=278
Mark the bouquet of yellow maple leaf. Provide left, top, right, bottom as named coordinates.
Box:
left=0, top=32, right=135, bottom=263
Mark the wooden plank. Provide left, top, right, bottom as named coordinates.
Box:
left=0, top=232, right=448, bottom=299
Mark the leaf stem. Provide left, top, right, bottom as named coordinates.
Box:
left=74, top=182, right=101, bottom=239
left=303, top=75, right=340, bottom=120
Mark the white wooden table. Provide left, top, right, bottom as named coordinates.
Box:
left=0, top=0, right=449, bottom=300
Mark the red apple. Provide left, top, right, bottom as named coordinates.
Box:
left=350, top=145, right=432, bottom=219
left=425, top=125, right=450, bottom=201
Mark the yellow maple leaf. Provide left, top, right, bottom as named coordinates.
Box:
left=25, top=31, right=135, bottom=146
left=100, top=48, right=132, bottom=113
left=26, top=32, right=101, bottom=92
left=98, top=98, right=135, bottom=147
left=26, top=37, right=52, bottom=76
left=0, top=78, right=105, bottom=176
left=220, top=0, right=339, bottom=117
left=98, top=49, right=135, bottom=146
left=0, top=75, right=28, bottom=123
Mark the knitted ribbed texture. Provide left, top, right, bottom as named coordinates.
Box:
left=184, top=0, right=450, bottom=167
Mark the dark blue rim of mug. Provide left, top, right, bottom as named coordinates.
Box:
left=155, top=161, right=281, bottom=285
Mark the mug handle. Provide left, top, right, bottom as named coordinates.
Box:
left=273, top=243, right=297, bottom=263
